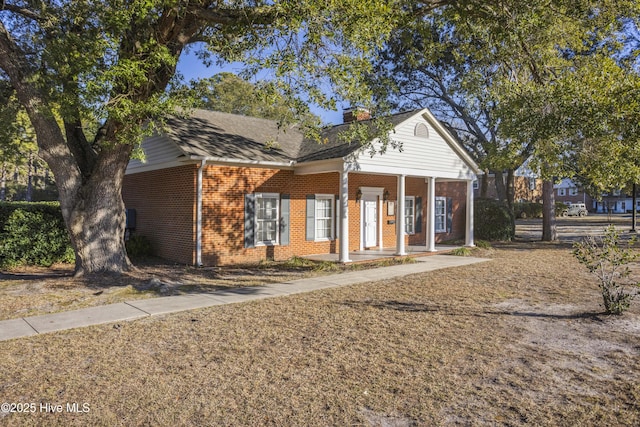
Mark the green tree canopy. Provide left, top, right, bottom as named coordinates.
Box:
left=377, top=0, right=640, bottom=238
left=184, top=72, right=320, bottom=129
left=372, top=10, right=535, bottom=205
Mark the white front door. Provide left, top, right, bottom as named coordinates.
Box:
left=364, top=200, right=377, bottom=247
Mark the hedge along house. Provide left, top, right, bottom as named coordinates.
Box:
left=122, top=108, right=480, bottom=266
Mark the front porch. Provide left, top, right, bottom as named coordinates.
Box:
left=292, top=109, right=481, bottom=265
left=303, top=245, right=462, bottom=263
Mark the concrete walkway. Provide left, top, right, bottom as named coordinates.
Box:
left=0, top=255, right=489, bottom=342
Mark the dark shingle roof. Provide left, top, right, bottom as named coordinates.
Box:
left=165, top=109, right=422, bottom=164
left=296, top=110, right=419, bottom=162
left=165, top=109, right=302, bottom=163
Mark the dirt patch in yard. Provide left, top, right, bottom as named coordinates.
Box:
left=0, top=242, right=638, bottom=426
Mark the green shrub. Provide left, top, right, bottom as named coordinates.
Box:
left=514, top=202, right=543, bottom=219
left=474, top=198, right=515, bottom=241
left=573, top=226, right=639, bottom=315
left=0, top=202, right=74, bottom=268
left=125, top=235, right=153, bottom=259
left=474, top=239, right=492, bottom=249
left=451, top=247, right=472, bottom=256
left=281, top=255, right=316, bottom=269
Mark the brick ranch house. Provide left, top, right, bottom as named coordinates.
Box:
left=122, top=108, right=481, bottom=266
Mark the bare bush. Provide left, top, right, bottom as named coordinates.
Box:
left=573, top=225, right=640, bottom=314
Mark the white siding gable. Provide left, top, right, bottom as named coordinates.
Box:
left=351, top=111, right=476, bottom=180
left=126, top=134, right=186, bottom=174
left=554, top=178, right=577, bottom=190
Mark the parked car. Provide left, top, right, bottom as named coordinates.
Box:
left=562, top=203, right=588, bottom=217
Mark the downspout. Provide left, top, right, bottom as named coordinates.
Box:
left=196, top=159, right=205, bottom=266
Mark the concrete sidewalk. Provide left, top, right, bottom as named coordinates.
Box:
left=0, top=255, right=490, bottom=342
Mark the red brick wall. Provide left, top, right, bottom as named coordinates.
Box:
left=122, top=165, right=470, bottom=265
left=435, top=181, right=467, bottom=243
left=201, top=167, right=345, bottom=264
left=201, top=167, right=292, bottom=265
left=475, top=175, right=543, bottom=203
left=122, top=165, right=197, bottom=264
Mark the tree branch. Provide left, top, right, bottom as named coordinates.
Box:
left=0, top=21, right=80, bottom=199
left=0, top=2, right=46, bottom=22
left=193, top=5, right=277, bottom=26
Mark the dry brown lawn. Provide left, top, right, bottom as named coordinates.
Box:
left=0, top=258, right=351, bottom=321
left=0, top=239, right=638, bottom=426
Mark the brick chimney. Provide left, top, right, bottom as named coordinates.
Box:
left=343, top=107, right=371, bottom=124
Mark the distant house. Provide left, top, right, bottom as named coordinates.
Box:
left=474, top=160, right=542, bottom=203
left=554, top=178, right=593, bottom=208
left=122, top=108, right=480, bottom=266
left=593, top=190, right=640, bottom=214
left=552, top=178, right=640, bottom=213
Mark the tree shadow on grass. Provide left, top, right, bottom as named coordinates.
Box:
left=342, top=299, right=606, bottom=321
left=343, top=299, right=437, bottom=313
left=493, top=240, right=574, bottom=251
left=0, top=270, right=73, bottom=281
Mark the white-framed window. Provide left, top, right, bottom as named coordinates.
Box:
left=255, top=193, right=279, bottom=245
left=435, top=197, right=447, bottom=233
left=557, top=188, right=566, bottom=196
left=473, top=180, right=479, bottom=190
left=315, top=195, right=334, bottom=241
left=528, top=178, right=536, bottom=191
left=405, top=196, right=415, bottom=234
left=569, top=187, right=579, bottom=196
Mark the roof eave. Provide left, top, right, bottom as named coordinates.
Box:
left=189, top=155, right=296, bottom=169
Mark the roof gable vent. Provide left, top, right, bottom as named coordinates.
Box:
left=414, top=123, right=429, bottom=138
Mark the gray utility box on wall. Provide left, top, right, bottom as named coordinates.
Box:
left=125, top=208, right=136, bottom=230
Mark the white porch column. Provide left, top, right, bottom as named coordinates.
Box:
left=378, top=197, right=384, bottom=250
left=195, top=159, right=206, bottom=266
left=427, top=176, right=436, bottom=252
left=395, top=174, right=407, bottom=255
left=465, top=179, right=475, bottom=247
left=339, top=167, right=351, bottom=263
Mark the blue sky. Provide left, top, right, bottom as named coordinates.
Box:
left=176, top=49, right=345, bottom=125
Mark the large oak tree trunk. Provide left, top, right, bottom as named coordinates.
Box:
left=506, top=168, right=515, bottom=209
left=60, top=144, right=134, bottom=276
left=493, top=169, right=506, bottom=202
left=480, top=169, right=489, bottom=198
left=542, top=179, right=557, bottom=241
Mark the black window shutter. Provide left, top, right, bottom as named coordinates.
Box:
left=446, top=197, right=453, bottom=234
left=335, top=194, right=340, bottom=240
left=415, top=196, right=423, bottom=233
left=306, top=195, right=315, bottom=241
left=280, top=194, right=290, bottom=246
left=244, top=194, right=256, bottom=248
